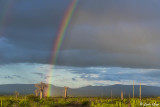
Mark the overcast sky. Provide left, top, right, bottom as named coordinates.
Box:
left=0, top=0, right=160, bottom=88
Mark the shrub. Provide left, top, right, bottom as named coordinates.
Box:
left=82, top=100, right=90, bottom=106
left=26, top=94, right=39, bottom=102
left=18, top=99, right=30, bottom=107
left=3, top=99, right=14, bottom=107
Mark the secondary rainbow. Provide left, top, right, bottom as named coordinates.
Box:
left=0, top=1, right=14, bottom=35
left=47, top=0, right=79, bottom=96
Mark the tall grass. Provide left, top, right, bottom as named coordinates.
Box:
left=0, top=95, right=159, bottom=107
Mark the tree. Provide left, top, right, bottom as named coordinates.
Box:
left=64, top=86, right=68, bottom=98
left=15, top=91, right=19, bottom=99
left=35, top=89, right=39, bottom=97
left=35, top=82, right=48, bottom=99
left=121, top=91, right=123, bottom=101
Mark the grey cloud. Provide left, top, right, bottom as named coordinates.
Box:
left=78, top=0, right=160, bottom=22
left=60, top=0, right=160, bottom=68
left=4, top=76, right=13, bottom=79
left=79, top=69, right=160, bottom=83
left=64, top=66, right=160, bottom=83
left=13, top=75, right=21, bottom=78
left=72, top=78, right=76, bottom=81
left=33, top=72, right=45, bottom=78
left=0, top=37, right=51, bottom=64
left=144, top=71, right=160, bottom=78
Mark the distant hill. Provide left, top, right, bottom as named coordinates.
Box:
left=0, top=84, right=159, bottom=97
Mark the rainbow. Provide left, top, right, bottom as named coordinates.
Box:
left=47, top=0, right=79, bottom=96
left=0, top=1, right=14, bottom=35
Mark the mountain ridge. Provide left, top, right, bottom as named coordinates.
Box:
left=0, top=84, right=159, bottom=97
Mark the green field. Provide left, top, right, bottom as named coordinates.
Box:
left=0, top=95, right=160, bottom=107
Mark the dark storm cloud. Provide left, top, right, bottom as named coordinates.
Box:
left=0, top=0, right=71, bottom=50
left=0, top=0, right=160, bottom=69
left=60, top=0, right=160, bottom=68
left=0, top=0, right=71, bottom=64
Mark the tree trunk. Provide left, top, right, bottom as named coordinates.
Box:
left=121, top=91, right=123, bottom=101
left=36, top=93, right=38, bottom=97
left=40, top=90, right=43, bottom=99
left=64, top=89, right=67, bottom=98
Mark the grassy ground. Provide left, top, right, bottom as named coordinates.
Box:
left=0, top=95, right=160, bottom=107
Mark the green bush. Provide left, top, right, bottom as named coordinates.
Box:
left=26, top=94, right=39, bottom=102
left=18, top=99, right=30, bottom=107
left=82, top=100, right=90, bottom=106
left=3, top=99, right=14, bottom=107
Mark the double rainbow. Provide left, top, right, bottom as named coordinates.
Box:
left=47, top=0, right=79, bottom=96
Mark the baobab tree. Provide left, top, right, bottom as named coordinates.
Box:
left=35, top=82, right=48, bottom=99
left=15, top=91, right=19, bottom=99
left=121, top=91, right=123, bottom=101
left=35, top=89, right=39, bottom=97
left=64, top=86, right=68, bottom=98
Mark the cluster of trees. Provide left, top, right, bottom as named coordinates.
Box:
left=34, top=82, right=69, bottom=99
left=13, top=82, right=69, bottom=99
left=35, top=82, right=48, bottom=99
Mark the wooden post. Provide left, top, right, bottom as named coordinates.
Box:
left=111, top=90, right=112, bottom=99
left=133, top=80, right=134, bottom=99
left=139, top=82, right=141, bottom=101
